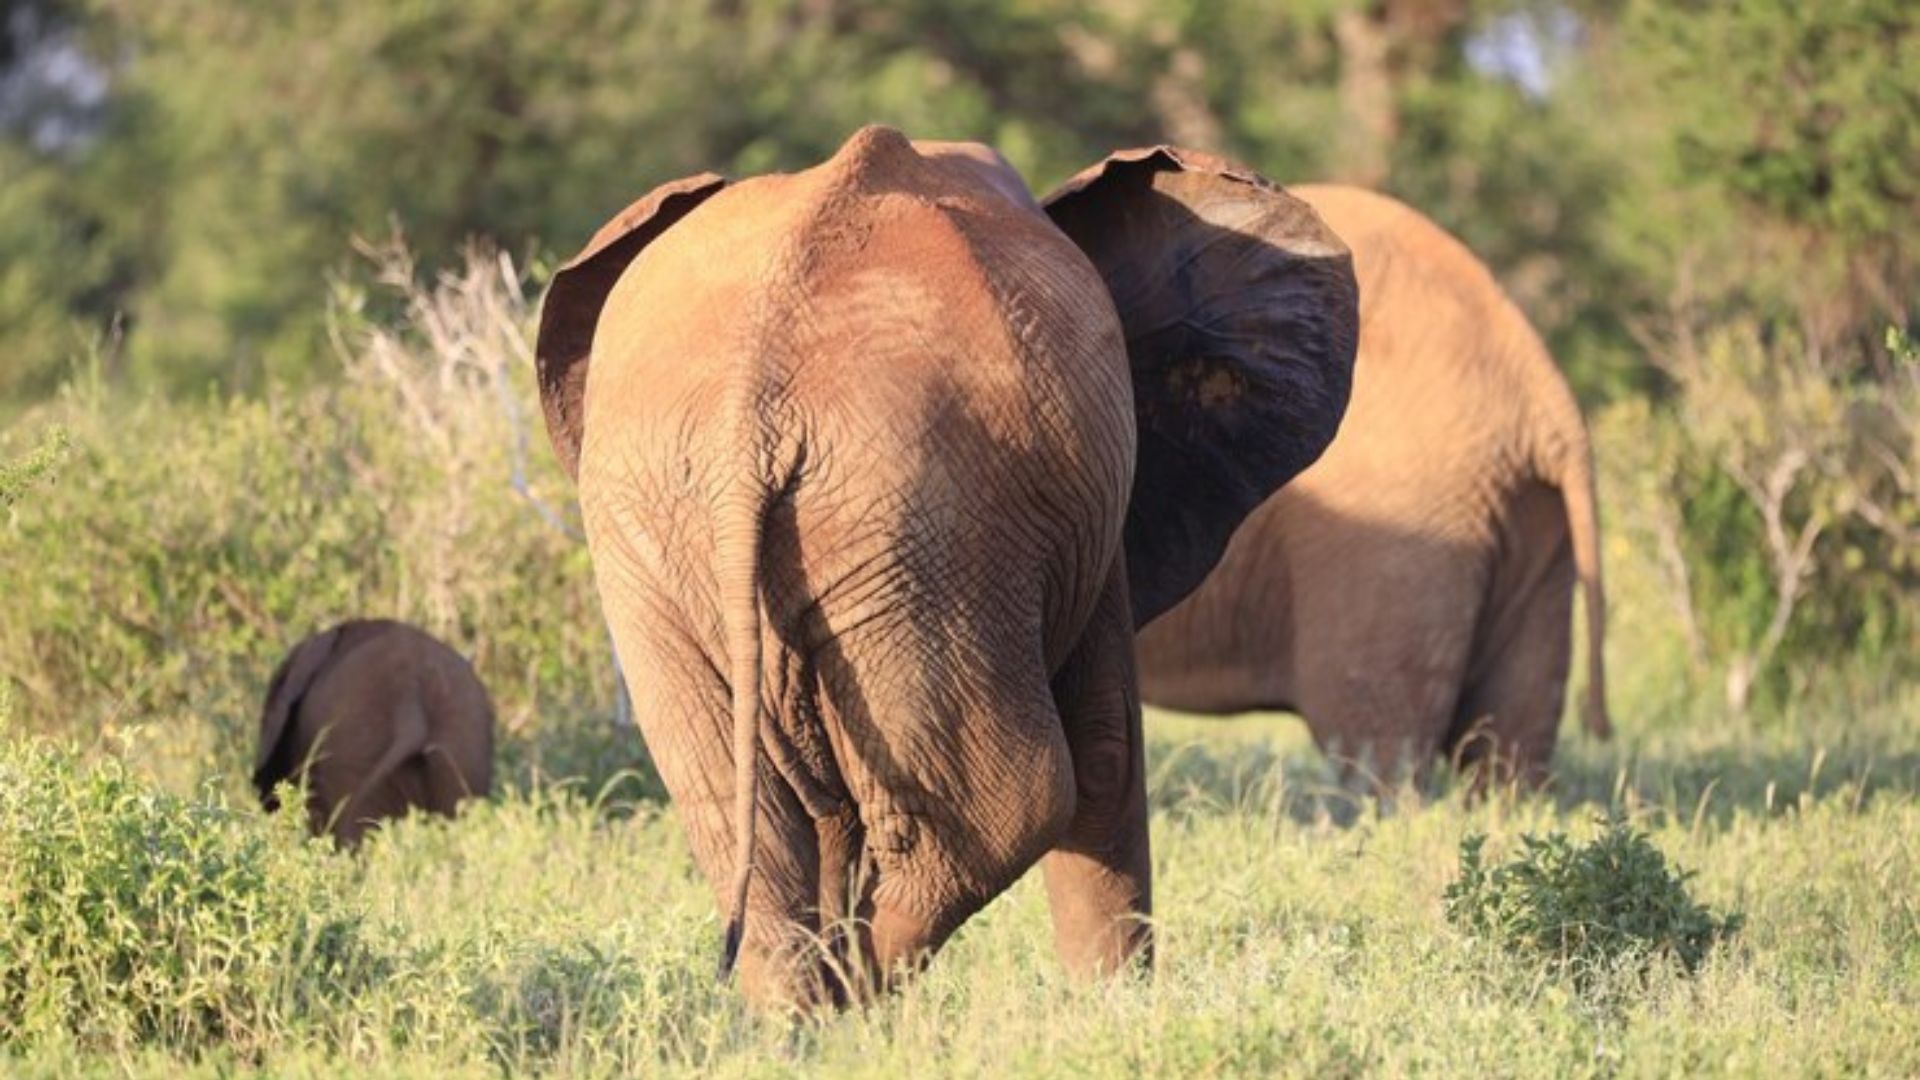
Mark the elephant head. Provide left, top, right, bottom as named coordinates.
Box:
left=533, top=126, right=1355, bottom=1006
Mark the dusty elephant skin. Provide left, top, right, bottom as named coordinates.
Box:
left=254, top=619, right=494, bottom=846
left=1135, top=184, right=1610, bottom=788
left=534, top=125, right=1358, bottom=1008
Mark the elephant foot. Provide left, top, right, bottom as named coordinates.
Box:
left=1041, top=848, right=1153, bottom=978
left=868, top=903, right=938, bottom=982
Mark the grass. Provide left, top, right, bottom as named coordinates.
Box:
left=2, top=250, right=1915, bottom=1075
left=1, top=696, right=1916, bottom=1077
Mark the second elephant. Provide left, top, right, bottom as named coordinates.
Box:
left=1136, top=184, right=1609, bottom=785
left=254, top=619, right=494, bottom=845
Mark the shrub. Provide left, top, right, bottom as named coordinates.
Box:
left=0, top=737, right=372, bottom=1052
left=1600, top=312, right=1920, bottom=713
left=1443, top=821, right=1742, bottom=987
left=0, top=244, right=638, bottom=795
left=0, top=426, right=70, bottom=509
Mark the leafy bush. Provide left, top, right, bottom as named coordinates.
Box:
left=0, top=245, right=641, bottom=796
left=0, top=737, right=371, bottom=1052
left=0, top=426, right=69, bottom=508
left=1597, top=320, right=1920, bottom=713
left=1443, top=821, right=1742, bottom=987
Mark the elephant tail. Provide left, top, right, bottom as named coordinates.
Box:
left=1520, top=320, right=1611, bottom=743
left=339, top=697, right=433, bottom=843
left=1558, top=433, right=1611, bottom=741
left=715, top=469, right=771, bottom=983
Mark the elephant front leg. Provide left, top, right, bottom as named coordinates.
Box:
left=1041, top=565, right=1154, bottom=978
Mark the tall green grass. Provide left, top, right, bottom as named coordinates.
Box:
left=1, top=702, right=1915, bottom=1076
left=1, top=249, right=1915, bottom=1075
left=0, top=737, right=372, bottom=1053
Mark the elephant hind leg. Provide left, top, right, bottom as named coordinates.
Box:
left=817, top=631, right=1076, bottom=994
left=327, top=697, right=432, bottom=845
left=810, top=806, right=866, bottom=1004
left=420, top=740, right=487, bottom=813
left=610, top=613, right=840, bottom=1010
left=1286, top=535, right=1484, bottom=791
left=728, top=775, right=840, bottom=1011
left=1041, top=564, right=1152, bottom=978
left=1448, top=483, right=1577, bottom=787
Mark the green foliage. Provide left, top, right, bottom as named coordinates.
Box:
left=0, top=247, right=640, bottom=796
left=0, top=425, right=69, bottom=507
left=1445, top=820, right=1743, bottom=986
left=1892, top=325, right=1920, bottom=365
left=0, top=0, right=1657, bottom=405
left=1626, top=0, right=1919, bottom=243
left=1, top=699, right=1915, bottom=1074
left=5, top=0, right=1217, bottom=393
left=1595, top=318, right=1920, bottom=710
left=0, top=736, right=371, bottom=1051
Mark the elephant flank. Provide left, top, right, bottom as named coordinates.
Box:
left=716, top=449, right=774, bottom=983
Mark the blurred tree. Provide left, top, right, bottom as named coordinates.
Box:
left=1576, top=0, right=1920, bottom=703
left=0, top=0, right=1910, bottom=422
left=3, top=0, right=1199, bottom=394
left=0, top=0, right=125, bottom=403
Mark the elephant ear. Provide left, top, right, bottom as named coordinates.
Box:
left=253, top=627, right=342, bottom=808
left=534, top=173, right=729, bottom=479
left=1044, top=147, right=1359, bottom=627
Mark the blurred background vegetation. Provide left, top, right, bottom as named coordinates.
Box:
left=0, top=0, right=1915, bottom=790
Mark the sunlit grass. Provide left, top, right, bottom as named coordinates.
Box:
left=3, top=691, right=1915, bottom=1077
left=2, top=256, right=1914, bottom=1075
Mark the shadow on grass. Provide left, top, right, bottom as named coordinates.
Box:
left=1144, top=691, right=1920, bottom=827
left=493, top=701, right=667, bottom=810
left=493, top=689, right=1919, bottom=829
left=1547, top=732, right=1920, bottom=825
left=1146, top=723, right=1370, bottom=827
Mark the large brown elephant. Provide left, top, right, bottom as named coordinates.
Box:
left=254, top=619, right=494, bottom=845
left=1136, top=184, right=1609, bottom=786
left=533, top=126, right=1358, bottom=1007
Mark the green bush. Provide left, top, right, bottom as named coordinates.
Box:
left=1595, top=320, right=1920, bottom=714
left=0, top=427, right=70, bottom=509
left=1443, top=821, right=1742, bottom=987
left=0, top=737, right=371, bottom=1052
left=0, top=247, right=641, bottom=796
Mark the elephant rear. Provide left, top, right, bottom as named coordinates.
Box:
left=536, top=126, right=1359, bottom=1007
left=1136, top=183, right=1606, bottom=784
left=255, top=619, right=493, bottom=845
left=567, top=128, right=1140, bottom=998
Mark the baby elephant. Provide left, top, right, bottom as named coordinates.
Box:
left=253, top=619, right=493, bottom=845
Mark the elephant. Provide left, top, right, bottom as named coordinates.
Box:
left=1135, top=183, right=1609, bottom=787
left=533, top=126, right=1358, bottom=1007
left=253, top=618, right=494, bottom=845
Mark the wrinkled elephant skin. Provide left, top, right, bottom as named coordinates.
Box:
left=254, top=619, right=494, bottom=846
left=534, top=127, right=1359, bottom=1008
left=1137, top=184, right=1609, bottom=787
